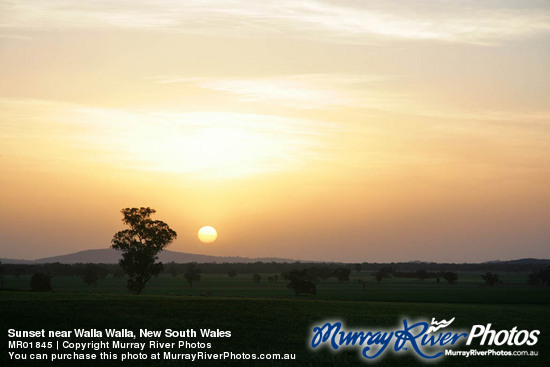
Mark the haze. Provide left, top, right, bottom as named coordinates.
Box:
left=1, top=1, right=549, bottom=262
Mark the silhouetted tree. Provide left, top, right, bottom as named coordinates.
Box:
left=288, top=279, right=316, bottom=296
left=481, top=272, right=501, bottom=287
left=268, top=274, right=279, bottom=283
left=416, top=269, right=429, bottom=281
left=228, top=270, right=237, bottom=278
left=333, top=267, right=351, bottom=282
left=373, top=266, right=393, bottom=285
left=167, top=262, right=179, bottom=277
left=30, top=273, right=52, bottom=292
left=283, top=269, right=316, bottom=296
left=528, top=266, right=550, bottom=286
left=82, top=265, right=99, bottom=286
left=111, top=207, right=177, bottom=294
left=442, top=272, right=458, bottom=285
left=358, top=279, right=367, bottom=291
left=184, top=263, right=201, bottom=288
left=253, top=273, right=261, bottom=283
left=354, top=263, right=362, bottom=273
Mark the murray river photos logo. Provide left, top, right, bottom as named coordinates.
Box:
left=310, top=317, right=540, bottom=361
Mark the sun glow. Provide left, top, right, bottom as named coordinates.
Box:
left=68, top=109, right=327, bottom=179
left=198, top=226, right=218, bottom=243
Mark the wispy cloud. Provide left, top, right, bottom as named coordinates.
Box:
left=152, top=74, right=550, bottom=126
left=1, top=1, right=549, bottom=44
left=153, top=74, right=396, bottom=109
left=0, top=98, right=336, bottom=178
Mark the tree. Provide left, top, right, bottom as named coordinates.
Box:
left=253, top=273, right=261, bottom=283
left=442, top=272, right=458, bottom=285
left=283, top=269, right=316, bottom=296
left=111, top=207, right=177, bottom=294
left=527, top=266, right=550, bottom=286
left=373, top=266, right=393, bottom=285
left=333, top=267, right=351, bottom=282
left=82, top=265, right=99, bottom=287
left=416, top=269, right=429, bottom=281
left=30, top=273, right=52, bottom=292
left=288, top=278, right=316, bottom=296
left=167, top=262, right=179, bottom=277
left=354, top=263, right=362, bottom=273
left=184, top=263, right=201, bottom=288
left=228, top=270, right=237, bottom=278
left=481, top=272, right=501, bottom=287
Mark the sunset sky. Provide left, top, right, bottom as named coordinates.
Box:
left=1, top=1, right=549, bottom=262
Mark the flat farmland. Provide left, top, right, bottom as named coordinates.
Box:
left=2, top=272, right=548, bottom=304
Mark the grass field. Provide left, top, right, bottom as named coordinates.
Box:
left=1, top=272, right=549, bottom=366
left=2, top=271, right=549, bottom=304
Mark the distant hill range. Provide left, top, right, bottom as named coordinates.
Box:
left=0, top=249, right=299, bottom=265
left=1, top=249, right=549, bottom=268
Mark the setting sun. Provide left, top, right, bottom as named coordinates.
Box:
left=198, top=226, right=218, bottom=244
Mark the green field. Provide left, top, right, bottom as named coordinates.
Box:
left=1, top=272, right=549, bottom=366
left=2, top=271, right=548, bottom=304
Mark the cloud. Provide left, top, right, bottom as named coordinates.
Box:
left=2, top=0, right=549, bottom=44
left=152, top=74, right=550, bottom=128
left=152, top=74, right=396, bottom=109
left=0, top=98, right=336, bottom=178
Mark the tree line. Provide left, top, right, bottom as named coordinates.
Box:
left=3, top=260, right=549, bottom=278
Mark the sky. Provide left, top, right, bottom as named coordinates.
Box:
left=1, top=0, right=549, bottom=262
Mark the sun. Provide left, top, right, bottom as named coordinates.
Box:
left=198, top=226, right=218, bottom=244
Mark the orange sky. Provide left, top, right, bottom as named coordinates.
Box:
left=1, top=1, right=549, bottom=262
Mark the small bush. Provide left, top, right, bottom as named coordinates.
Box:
left=30, top=273, right=52, bottom=292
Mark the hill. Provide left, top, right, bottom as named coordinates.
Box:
left=0, top=248, right=297, bottom=264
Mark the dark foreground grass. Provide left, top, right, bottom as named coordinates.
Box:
left=1, top=291, right=548, bottom=367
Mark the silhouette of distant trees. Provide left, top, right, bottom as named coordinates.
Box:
left=30, top=273, right=52, bottom=292
left=481, top=272, right=501, bottom=287
left=373, top=267, right=393, bottom=285
left=3, top=259, right=549, bottom=277
left=442, top=272, right=458, bottom=285
left=282, top=269, right=316, bottom=296
left=81, top=264, right=109, bottom=286
left=415, top=269, right=429, bottom=280
left=111, top=207, right=177, bottom=294
left=82, top=265, right=99, bottom=286
left=528, top=266, right=550, bottom=286
left=333, top=267, right=351, bottom=282
left=167, top=262, right=179, bottom=277
left=184, top=263, right=201, bottom=288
